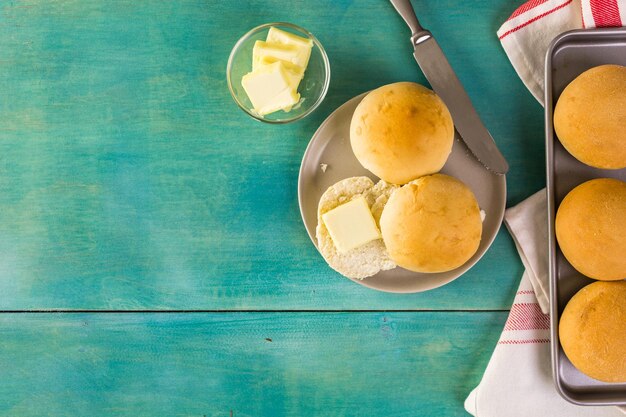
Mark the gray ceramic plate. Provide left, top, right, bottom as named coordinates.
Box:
left=298, top=92, right=506, bottom=293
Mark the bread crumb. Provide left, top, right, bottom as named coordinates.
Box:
left=320, top=163, right=328, bottom=173
left=480, top=209, right=486, bottom=222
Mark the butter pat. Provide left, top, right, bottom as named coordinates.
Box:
left=241, top=61, right=300, bottom=115
left=256, top=55, right=303, bottom=90
left=252, top=41, right=309, bottom=73
left=241, top=26, right=313, bottom=116
left=322, top=196, right=381, bottom=253
left=266, top=27, right=313, bottom=69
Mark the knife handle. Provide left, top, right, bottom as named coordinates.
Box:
left=389, top=0, right=430, bottom=42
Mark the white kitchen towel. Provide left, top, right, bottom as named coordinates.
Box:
left=497, top=0, right=626, bottom=104
left=464, top=199, right=626, bottom=417
left=503, top=189, right=550, bottom=314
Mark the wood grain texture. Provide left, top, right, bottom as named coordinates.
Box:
left=0, top=312, right=506, bottom=416
left=0, top=0, right=537, bottom=309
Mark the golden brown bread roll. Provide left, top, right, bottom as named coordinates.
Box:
left=555, top=178, right=626, bottom=281
left=350, top=82, right=454, bottom=185
left=559, top=280, right=626, bottom=383
left=553, top=64, right=626, bottom=169
left=379, top=174, right=482, bottom=273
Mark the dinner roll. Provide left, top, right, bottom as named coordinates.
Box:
left=380, top=174, right=482, bottom=273
left=555, top=178, right=626, bottom=281
left=350, top=82, right=454, bottom=185
left=559, top=281, right=626, bottom=383
left=553, top=64, right=626, bottom=169
left=316, top=177, right=397, bottom=279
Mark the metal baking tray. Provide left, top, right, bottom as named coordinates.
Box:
left=546, top=28, right=626, bottom=406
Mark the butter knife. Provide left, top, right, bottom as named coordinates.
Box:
left=389, top=0, right=509, bottom=175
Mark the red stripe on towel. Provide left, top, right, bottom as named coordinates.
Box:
left=507, top=0, right=550, bottom=21
left=499, top=0, right=573, bottom=39
left=589, top=0, right=623, bottom=26
left=498, top=339, right=550, bottom=345
left=504, top=303, right=550, bottom=331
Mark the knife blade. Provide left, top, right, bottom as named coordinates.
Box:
left=389, top=0, right=509, bottom=175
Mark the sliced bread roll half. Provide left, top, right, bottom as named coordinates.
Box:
left=316, top=176, right=397, bottom=279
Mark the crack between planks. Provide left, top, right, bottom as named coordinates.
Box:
left=0, top=309, right=510, bottom=313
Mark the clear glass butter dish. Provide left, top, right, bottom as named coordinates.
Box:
left=227, top=22, right=330, bottom=124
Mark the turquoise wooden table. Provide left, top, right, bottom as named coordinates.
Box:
left=0, top=0, right=545, bottom=415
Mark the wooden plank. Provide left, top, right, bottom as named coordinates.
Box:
left=0, top=311, right=506, bottom=416
left=0, top=0, right=534, bottom=310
